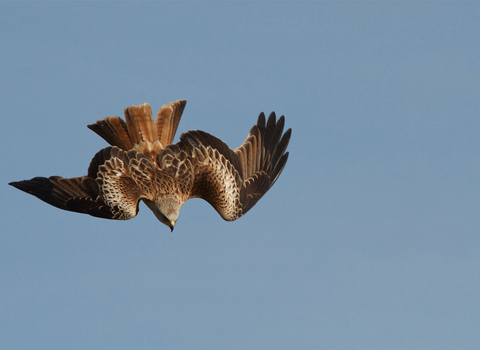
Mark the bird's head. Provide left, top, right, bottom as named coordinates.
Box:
left=143, top=197, right=182, bottom=232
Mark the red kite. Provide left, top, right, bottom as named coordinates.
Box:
left=10, top=100, right=291, bottom=231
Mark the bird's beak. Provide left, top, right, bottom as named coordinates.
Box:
left=170, top=221, right=175, bottom=232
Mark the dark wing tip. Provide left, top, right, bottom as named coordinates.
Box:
left=9, top=177, right=50, bottom=191
left=283, top=128, right=292, bottom=145
left=266, top=112, right=276, bottom=130
left=257, top=112, right=266, bottom=130
left=9, top=176, right=123, bottom=220
left=9, top=177, right=69, bottom=210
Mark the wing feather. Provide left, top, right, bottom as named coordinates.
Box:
left=10, top=146, right=160, bottom=220
left=9, top=176, right=115, bottom=219
left=177, top=112, right=291, bottom=221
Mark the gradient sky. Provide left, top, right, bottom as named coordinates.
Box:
left=1, top=2, right=479, bottom=349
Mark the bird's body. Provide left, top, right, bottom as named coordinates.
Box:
left=9, top=100, right=291, bottom=231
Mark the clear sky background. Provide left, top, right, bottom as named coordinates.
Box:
left=1, top=2, right=479, bottom=349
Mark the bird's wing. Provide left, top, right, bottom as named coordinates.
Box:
left=9, top=147, right=159, bottom=220
left=177, top=112, right=291, bottom=221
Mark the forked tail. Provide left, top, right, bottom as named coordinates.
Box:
left=87, top=100, right=186, bottom=150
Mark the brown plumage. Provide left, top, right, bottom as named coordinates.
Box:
left=9, top=100, right=291, bottom=231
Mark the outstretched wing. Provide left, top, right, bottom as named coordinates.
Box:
left=9, top=147, right=159, bottom=220
left=177, top=112, right=291, bottom=221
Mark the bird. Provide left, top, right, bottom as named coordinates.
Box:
left=9, top=100, right=291, bottom=232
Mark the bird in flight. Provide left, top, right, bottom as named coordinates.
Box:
left=9, top=100, right=291, bottom=231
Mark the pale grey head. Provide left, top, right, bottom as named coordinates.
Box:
left=143, top=196, right=183, bottom=232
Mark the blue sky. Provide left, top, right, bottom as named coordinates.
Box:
left=1, top=2, right=479, bottom=349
